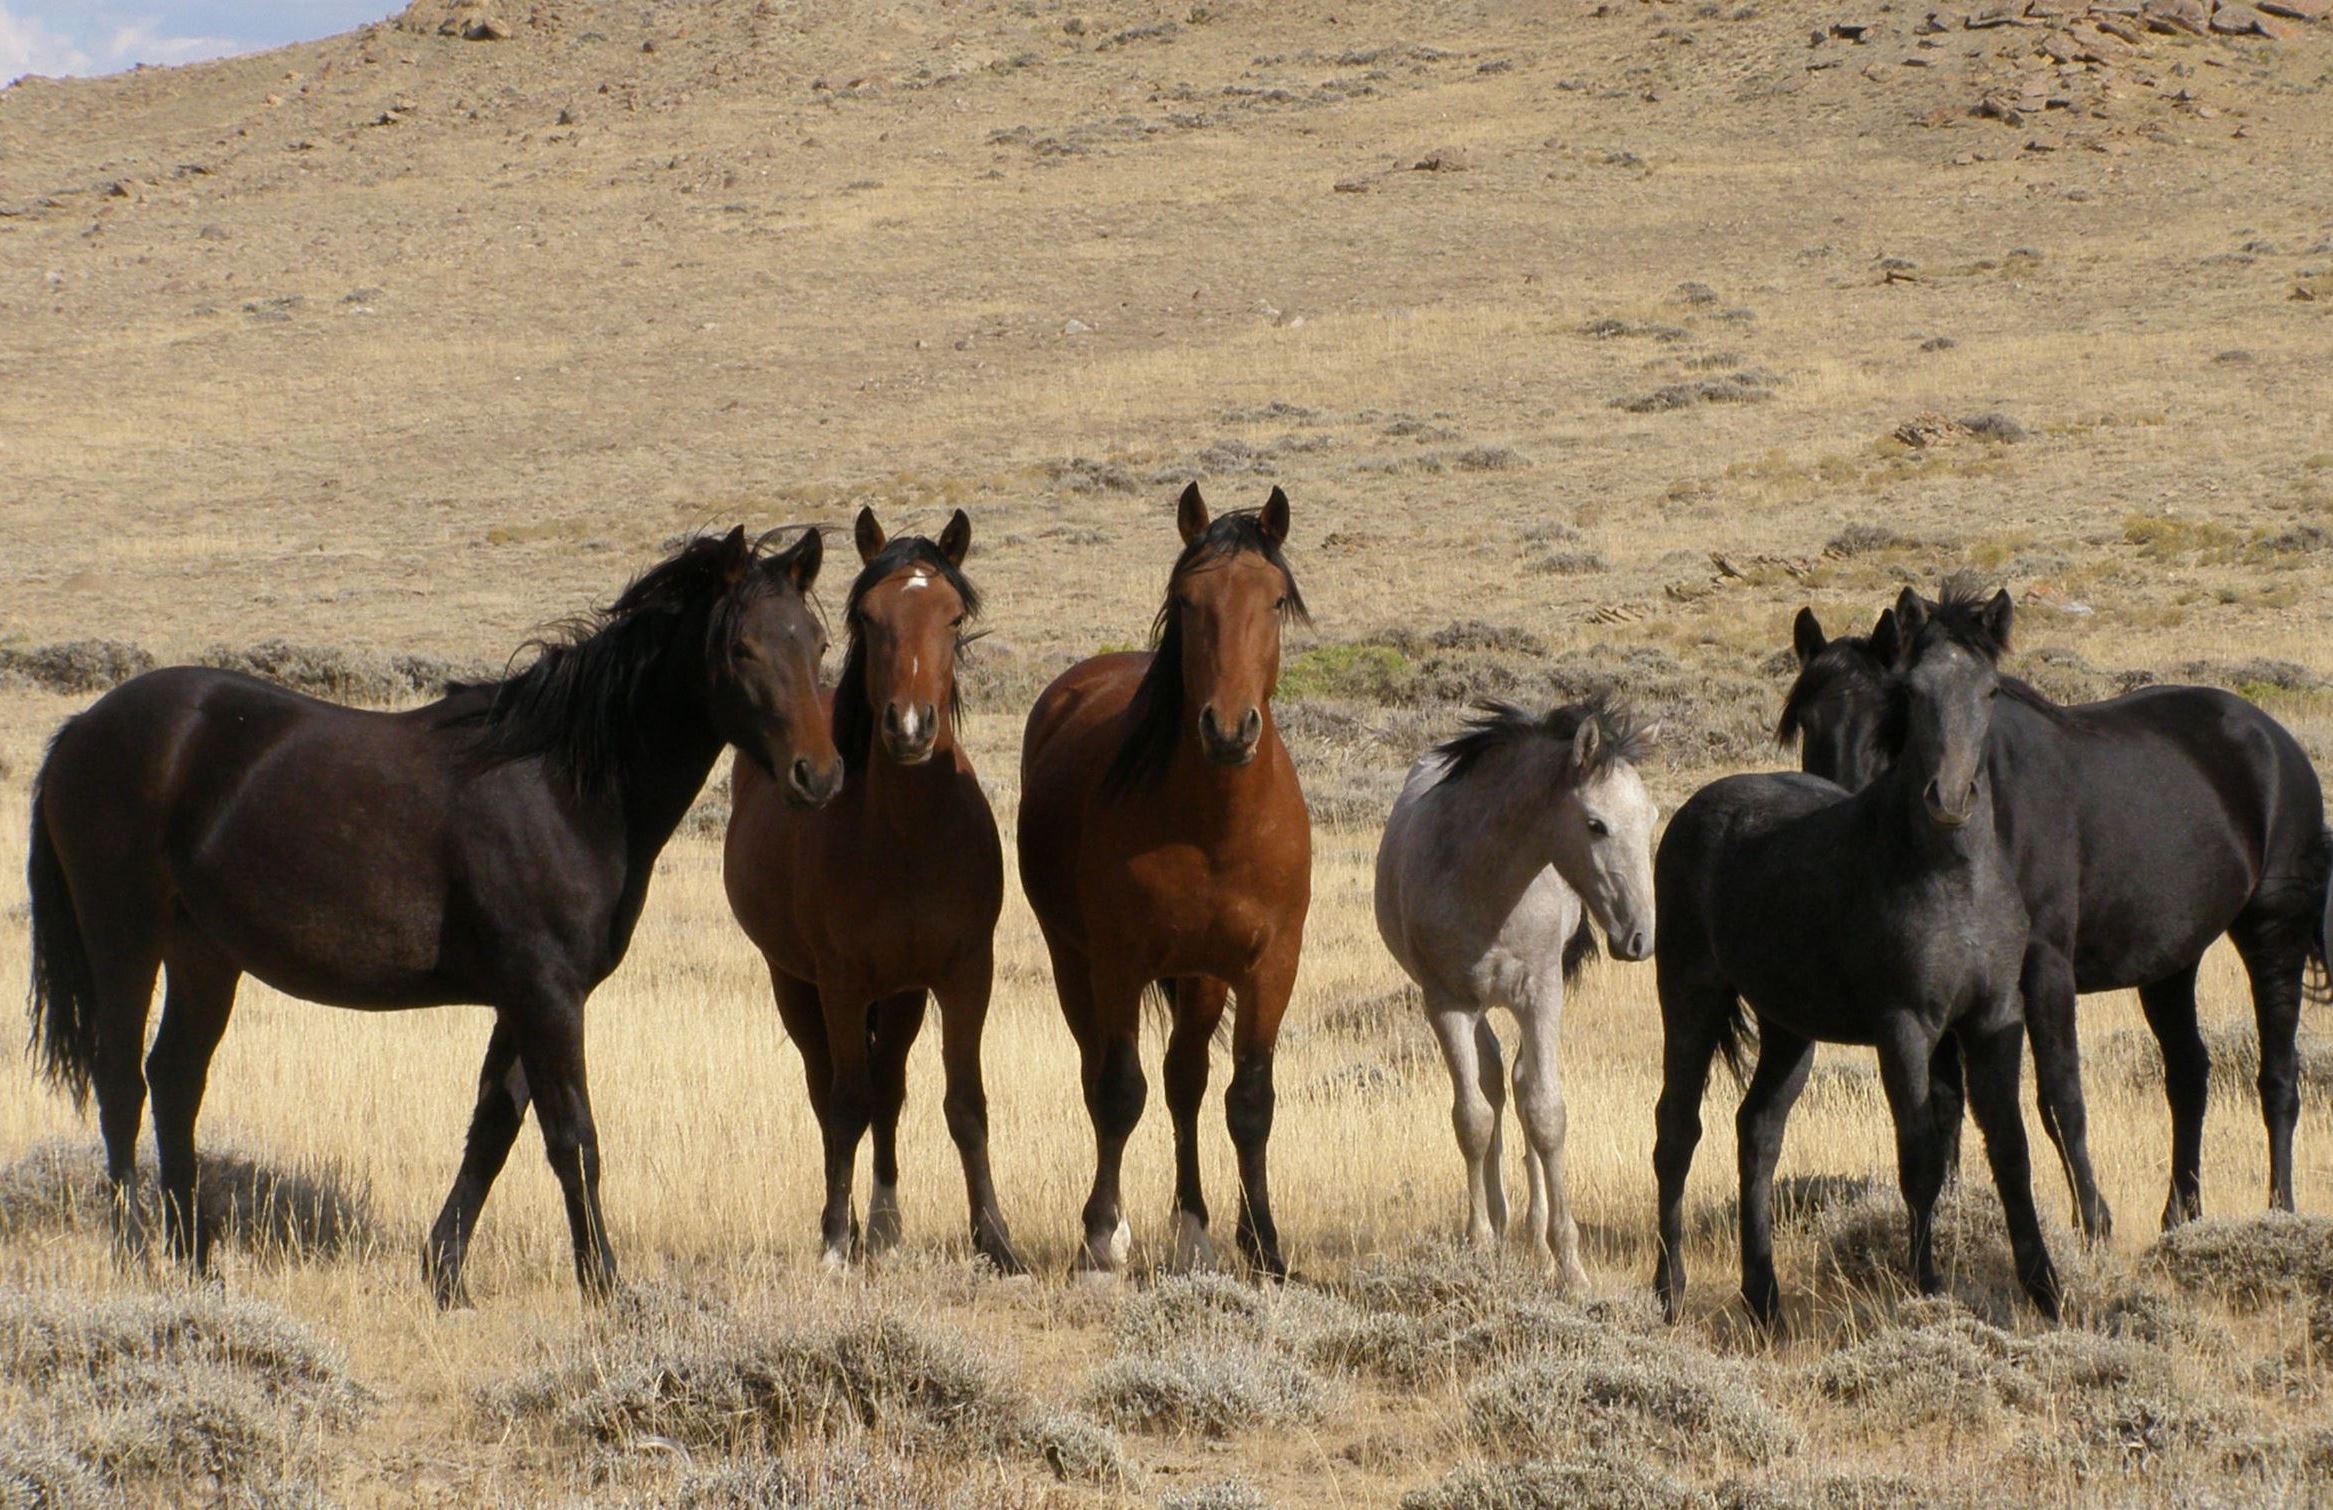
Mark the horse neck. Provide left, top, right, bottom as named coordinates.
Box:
left=1160, top=706, right=1289, bottom=815
left=1432, top=744, right=1574, bottom=895
left=613, top=637, right=727, bottom=861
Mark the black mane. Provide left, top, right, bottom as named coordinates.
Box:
left=463, top=532, right=790, bottom=797
left=1105, top=509, right=1309, bottom=791
left=1923, top=574, right=2012, bottom=663
left=833, top=535, right=982, bottom=772
left=1431, top=691, right=1653, bottom=791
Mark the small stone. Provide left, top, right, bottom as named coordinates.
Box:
left=2259, top=0, right=2326, bottom=16
left=1411, top=145, right=1472, bottom=171
left=463, top=17, right=510, bottom=40
left=1062, top=318, right=1091, bottom=335
left=1332, top=176, right=1371, bottom=192
left=2142, top=0, right=2210, bottom=31
left=1064, top=16, right=1088, bottom=33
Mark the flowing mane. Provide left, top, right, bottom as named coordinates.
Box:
left=1431, top=691, right=1653, bottom=791
left=1105, top=508, right=1309, bottom=792
left=832, top=535, right=983, bottom=773
left=462, top=532, right=794, bottom=797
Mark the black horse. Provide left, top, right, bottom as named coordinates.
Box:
left=1654, top=584, right=2058, bottom=1325
left=1784, top=595, right=2329, bottom=1234
left=26, top=526, right=841, bottom=1304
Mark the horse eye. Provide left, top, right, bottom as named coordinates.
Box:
left=1585, top=817, right=1609, bottom=838
left=732, top=641, right=760, bottom=662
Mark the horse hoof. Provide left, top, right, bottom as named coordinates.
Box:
left=1170, top=1212, right=1219, bottom=1273
left=819, top=1246, right=854, bottom=1276
left=1070, top=1264, right=1121, bottom=1290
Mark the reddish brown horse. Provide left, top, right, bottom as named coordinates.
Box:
left=1019, top=483, right=1313, bottom=1279
left=725, top=508, right=1023, bottom=1273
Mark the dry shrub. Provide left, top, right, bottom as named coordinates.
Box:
left=665, top=1434, right=1018, bottom=1509
left=1083, top=1343, right=1333, bottom=1438
left=1402, top=1455, right=1706, bottom=1510
left=1715, top=1469, right=1955, bottom=1509
left=0, top=1287, right=367, bottom=1499
left=1113, top=1273, right=1357, bottom=1357
left=2148, top=1213, right=2333, bottom=1307
left=0, top=640, right=156, bottom=694
left=0, top=1431, right=110, bottom=1509
left=2085, top=1025, right=2333, bottom=1104
left=0, top=1138, right=377, bottom=1263
left=484, top=1287, right=1124, bottom=1484
left=1812, top=1302, right=2039, bottom=1428
left=1159, top=1479, right=1271, bottom=1510
left=1809, top=1182, right=2087, bottom=1321
left=196, top=639, right=486, bottom=705
left=1464, top=1348, right=1798, bottom=1468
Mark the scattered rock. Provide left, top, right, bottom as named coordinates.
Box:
left=1411, top=146, right=1472, bottom=172
left=1061, top=318, right=1092, bottom=336
left=1333, top=177, right=1372, bottom=193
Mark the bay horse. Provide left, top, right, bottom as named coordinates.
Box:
left=723, top=507, right=1023, bottom=1274
left=1018, top=483, right=1312, bottom=1279
left=1374, top=695, right=1658, bottom=1290
left=25, top=527, right=840, bottom=1305
left=1783, top=594, right=2330, bottom=1233
left=1653, top=584, right=2059, bottom=1325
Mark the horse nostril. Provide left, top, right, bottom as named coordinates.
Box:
left=1238, top=708, right=1261, bottom=744
left=792, top=757, right=814, bottom=791
left=882, top=704, right=901, bottom=736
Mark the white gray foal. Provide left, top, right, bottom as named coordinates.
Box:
left=1373, top=696, right=1658, bottom=1289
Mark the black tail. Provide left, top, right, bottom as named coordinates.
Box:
left=1714, top=994, right=1756, bottom=1086
left=2306, top=824, right=2332, bottom=1008
left=26, top=732, right=100, bottom=1108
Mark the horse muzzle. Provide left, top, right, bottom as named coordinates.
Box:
left=1198, top=705, right=1262, bottom=767
left=1609, top=926, right=1654, bottom=963
left=880, top=702, right=938, bottom=765
left=1922, top=778, right=1975, bottom=829
left=785, top=756, right=844, bottom=808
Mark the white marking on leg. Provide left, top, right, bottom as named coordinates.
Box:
left=1106, top=1215, right=1131, bottom=1268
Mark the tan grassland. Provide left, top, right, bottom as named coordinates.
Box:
left=2, top=0, right=2331, bottom=1503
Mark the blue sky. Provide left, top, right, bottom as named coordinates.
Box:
left=2, top=2, right=393, bottom=84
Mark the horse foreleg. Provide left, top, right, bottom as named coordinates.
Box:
left=147, top=938, right=240, bottom=1275
left=2136, top=963, right=2208, bottom=1228
left=1876, top=1018, right=1949, bottom=1299
left=1163, top=976, right=1230, bottom=1272
left=1428, top=1003, right=1502, bottom=1250
left=426, top=1018, right=526, bottom=1308
left=816, top=985, right=879, bottom=1272
left=2022, top=943, right=2109, bottom=1241
left=1513, top=984, right=1587, bottom=1290
left=514, top=995, right=618, bottom=1302
left=934, top=953, right=1024, bottom=1275
left=866, top=990, right=929, bottom=1257
left=1960, top=1015, right=2062, bottom=1321
left=1072, top=961, right=1146, bottom=1279
left=1226, top=949, right=1296, bottom=1281
left=1733, top=1023, right=1815, bottom=1328
left=1652, top=973, right=1725, bottom=1324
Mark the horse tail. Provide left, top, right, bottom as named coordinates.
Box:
left=26, top=728, right=100, bottom=1108
left=2304, top=823, right=2332, bottom=1008
left=1561, top=916, right=1599, bottom=984
left=1714, top=992, right=1755, bottom=1086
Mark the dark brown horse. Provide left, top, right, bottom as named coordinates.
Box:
left=1018, top=483, right=1313, bottom=1279
left=724, top=507, right=1023, bottom=1274
left=26, top=528, right=840, bottom=1304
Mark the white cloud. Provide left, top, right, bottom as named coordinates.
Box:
left=0, top=2, right=92, bottom=82
left=104, top=19, right=240, bottom=68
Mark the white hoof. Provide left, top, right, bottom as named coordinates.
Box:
left=819, top=1244, right=853, bottom=1275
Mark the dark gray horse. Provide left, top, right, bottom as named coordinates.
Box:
left=1653, top=583, right=2058, bottom=1325
left=1783, top=596, right=2329, bottom=1234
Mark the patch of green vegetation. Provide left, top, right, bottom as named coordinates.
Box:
left=1278, top=642, right=1415, bottom=703
left=2123, top=513, right=2241, bottom=562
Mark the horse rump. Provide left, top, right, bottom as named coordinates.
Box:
left=25, top=725, right=101, bottom=1107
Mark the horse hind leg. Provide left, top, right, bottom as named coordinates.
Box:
left=865, top=990, right=929, bottom=1258
left=2136, top=963, right=2208, bottom=1228
left=1163, top=976, right=1230, bottom=1272
left=2230, top=909, right=2310, bottom=1213
left=146, top=932, right=241, bottom=1275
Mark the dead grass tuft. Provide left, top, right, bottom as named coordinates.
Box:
left=1083, top=1342, right=1333, bottom=1438
left=1158, top=1478, right=1271, bottom=1510
left=0, top=1430, right=110, bottom=1508
left=2148, top=1213, right=2333, bottom=1307
left=661, top=1435, right=1019, bottom=1509
left=0, top=1138, right=378, bottom=1262
left=0, top=640, right=156, bottom=694
left=1465, top=1347, right=1798, bottom=1467
left=196, top=639, right=488, bottom=704
left=485, top=1288, right=1125, bottom=1482
left=1810, top=1182, right=2086, bottom=1321
left=0, top=1286, right=367, bottom=1499
left=1401, top=1455, right=1707, bottom=1510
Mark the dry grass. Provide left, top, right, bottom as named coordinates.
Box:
left=2, top=0, right=2332, bottom=1501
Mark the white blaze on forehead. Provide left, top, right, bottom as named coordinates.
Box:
left=902, top=568, right=932, bottom=591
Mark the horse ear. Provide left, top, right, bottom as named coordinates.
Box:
left=939, top=508, right=972, bottom=567
left=1982, top=588, right=2014, bottom=655
left=1177, top=482, right=1209, bottom=545
left=1572, top=716, right=1603, bottom=772
left=1892, top=587, right=1928, bottom=648
left=1259, top=485, right=1291, bottom=548
left=719, top=524, right=751, bottom=586
left=777, top=525, right=823, bottom=591
left=1792, top=607, right=1826, bottom=668
left=1869, top=606, right=1903, bottom=666
left=854, top=507, right=885, bottom=566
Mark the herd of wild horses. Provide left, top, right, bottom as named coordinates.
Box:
left=22, top=484, right=2330, bottom=1325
